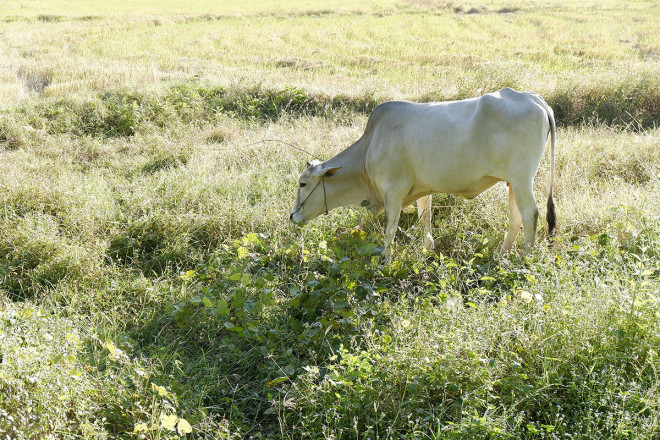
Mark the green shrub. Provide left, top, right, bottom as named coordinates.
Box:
left=106, top=214, right=197, bottom=275
left=0, top=302, right=192, bottom=439
left=0, top=117, right=26, bottom=151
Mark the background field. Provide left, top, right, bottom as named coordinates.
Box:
left=1, top=1, right=659, bottom=439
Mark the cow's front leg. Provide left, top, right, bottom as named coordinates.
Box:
left=382, top=192, right=406, bottom=264
left=416, top=195, right=434, bottom=251
left=382, top=207, right=401, bottom=264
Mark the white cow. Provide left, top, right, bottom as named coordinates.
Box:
left=290, top=88, right=556, bottom=259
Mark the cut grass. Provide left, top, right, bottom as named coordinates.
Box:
left=1, top=1, right=658, bottom=115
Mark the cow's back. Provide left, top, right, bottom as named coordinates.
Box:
left=362, top=88, right=551, bottom=201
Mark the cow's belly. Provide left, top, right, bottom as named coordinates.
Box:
left=446, top=175, right=502, bottom=199
left=404, top=175, right=501, bottom=205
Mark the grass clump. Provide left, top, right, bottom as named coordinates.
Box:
left=549, top=69, right=660, bottom=129
left=0, top=215, right=96, bottom=299
left=16, top=94, right=141, bottom=138
left=106, top=213, right=208, bottom=275
left=0, top=117, right=27, bottom=151
left=148, top=82, right=381, bottom=125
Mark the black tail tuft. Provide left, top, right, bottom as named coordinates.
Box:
left=546, top=193, right=558, bottom=240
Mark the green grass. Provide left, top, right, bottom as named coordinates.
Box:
left=1, top=0, right=660, bottom=439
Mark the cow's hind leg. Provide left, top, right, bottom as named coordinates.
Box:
left=510, top=180, right=539, bottom=254
left=416, top=195, right=434, bottom=251
left=501, top=183, right=522, bottom=252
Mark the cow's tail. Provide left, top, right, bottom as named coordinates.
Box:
left=544, top=103, right=558, bottom=241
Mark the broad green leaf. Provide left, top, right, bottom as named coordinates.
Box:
left=151, top=383, right=169, bottom=397
left=160, top=414, right=177, bottom=431
left=217, top=299, right=229, bottom=315
left=177, top=418, right=193, bottom=435
left=266, top=376, right=288, bottom=387
left=358, top=242, right=382, bottom=256
left=237, top=246, right=249, bottom=259
left=231, top=290, right=245, bottom=309
left=133, top=423, right=150, bottom=433
left=104, top=341, right=116, bottom=355
left=180, top=270, right=196, bottom=281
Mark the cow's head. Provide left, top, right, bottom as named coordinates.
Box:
left=290, top=160, right=341, bottom=225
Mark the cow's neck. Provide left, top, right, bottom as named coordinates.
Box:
left=323, top=142, right=373, bottom=211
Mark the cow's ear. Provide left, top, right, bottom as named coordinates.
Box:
left=323, top=166, right=342, bottom=177
left=307, top=160, right=322, bottom=169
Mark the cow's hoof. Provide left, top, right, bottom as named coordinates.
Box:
left=379, top=248, right=392, bottom=267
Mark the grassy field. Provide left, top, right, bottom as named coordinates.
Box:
left=1, top=1, right=659, bottom=439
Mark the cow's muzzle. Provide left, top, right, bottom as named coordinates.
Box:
left=290, top=211, right=306, bottom=225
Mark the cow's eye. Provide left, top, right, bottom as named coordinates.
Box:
left=299, top=183, right=307, bottom=188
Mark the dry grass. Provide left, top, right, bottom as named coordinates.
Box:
left=1, top=0, right=658, bottom=106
